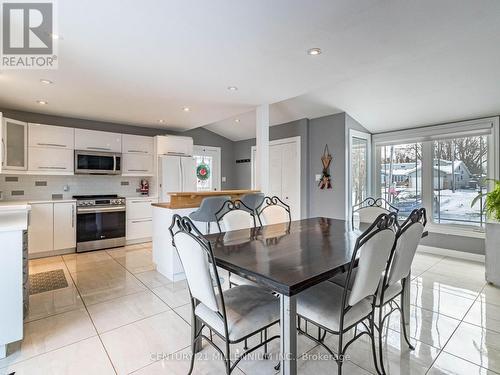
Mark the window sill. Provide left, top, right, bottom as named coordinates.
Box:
left=426, top=223, right=485, bottom=239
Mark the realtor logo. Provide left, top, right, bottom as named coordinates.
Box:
left=1, top=1, right=58, bottom=69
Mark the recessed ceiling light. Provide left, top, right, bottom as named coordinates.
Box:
left=158, top=119, right=165, bottom=124
left=36, top=100, right=48, bottom=105
left=235, top=119, right=240, bottom=123
left=227, top=86, right=238, bottom=91
left=307, top=48, right=322, bottom=56
left=182, top=107, right=190, bottom=112
left=40, top=79, right=53, bottom=84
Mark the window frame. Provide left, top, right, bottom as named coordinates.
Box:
left=372, top=117, right=499, bottom=236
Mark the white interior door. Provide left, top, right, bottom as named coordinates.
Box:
left=193, top=145, right=221, bottom=191
left=251, top=137, right=301, bottom=220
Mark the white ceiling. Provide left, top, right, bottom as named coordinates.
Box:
left=1, top=0, right=500, bottom=139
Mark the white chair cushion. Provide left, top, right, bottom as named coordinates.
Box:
left=329, top=269, right=402, bottom=305
left=195, top=285, right=279, bottom=341
left=297, top=282, right=373, bottom=332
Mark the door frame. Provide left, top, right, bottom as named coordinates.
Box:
left=251, top=136, right=301, bottom=219
left=193, top=145, right=222, bottom=191
left=347, top=129, right=372, bottom=222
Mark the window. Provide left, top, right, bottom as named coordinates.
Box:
left=373, top=117, right=498, bottom=230
left=193, top=155, right=213, bottom=191
left=351, top=136, right=369, bottom=206
left=433, top=135, right=488, bottom=226
left=378, top=143, right=422, bottom=219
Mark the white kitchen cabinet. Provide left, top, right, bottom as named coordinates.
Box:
left=28, top=203, right=54, bottom=255
left=74, top=129, right=122, bottom=153
left=28, top=123, right=74, bottom=149
left=126, top=197, right=157, bottom=241
left=53, top=202, right=76, bottom=250
left=122, top=153, right=154, bottom=176
left=28, top=148, right=74, bottom=174
left=1, top=117, right=28, bottom=172
left=122, top=134, right=153, bottom=154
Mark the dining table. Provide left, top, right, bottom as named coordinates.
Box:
left=200, top=217, right=416, bottom=375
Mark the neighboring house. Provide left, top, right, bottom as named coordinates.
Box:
left=381, top=159, right=472, bottom=190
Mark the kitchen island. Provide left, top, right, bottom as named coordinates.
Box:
left=152, top=190, right=258, bottom=281
left=0, top=203, right=31, bottom=359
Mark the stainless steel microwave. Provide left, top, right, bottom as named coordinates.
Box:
left=74, top=150, right=121, bottom=175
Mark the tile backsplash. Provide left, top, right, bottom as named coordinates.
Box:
left=0, top=175, right=155, bottom=201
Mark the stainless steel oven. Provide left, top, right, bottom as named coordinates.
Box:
left=74, top=195, right=126, bottom=252
left=74, top=150, right=122, bottom=175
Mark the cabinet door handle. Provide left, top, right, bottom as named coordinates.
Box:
left=127, top=150, right=147, bottom=153
left=71, top=205, right=75, bottom=228
left=1, top=138, right=5, bottom=167
left=38, top=166, right=67, bottom=170
left=130, top=200, right=153, bottom=203
left=131, top=219, right=152, bottom=223
left=86, top=146, right=111, bottom=151
left=37, top=143, right=67, bottom=148
left=127, top=169, right=148, bottom=172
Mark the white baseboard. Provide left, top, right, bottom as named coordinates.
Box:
left=28, top=247, right=75, bottom=259
left=126, top=237, right=152, bottom=245
left=417, top=245, right=485, bottom=263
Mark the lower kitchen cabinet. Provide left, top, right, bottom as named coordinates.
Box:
left=53, top=202, right=76, bottom=250
left=28, top=201, right=76, bottom=257
left=126, top=197, right=157, bottom=242
left=28, top=203, right=54, bottom=255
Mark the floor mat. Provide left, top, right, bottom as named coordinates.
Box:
left=29, top=269, right=68, bottom=295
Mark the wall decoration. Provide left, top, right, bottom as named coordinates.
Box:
left=319, top=144, right=332, bottom=189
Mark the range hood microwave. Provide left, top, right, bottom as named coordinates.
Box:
left=74, top=150, right=122, bottom=175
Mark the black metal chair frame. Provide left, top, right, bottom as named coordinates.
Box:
left=297, top=212, right=398, bottom=375
left=373, top=208, right=427, bottom=374
left=352, top=197, right=399, bottom=230
left=255, top=196, right=292, bottom=227
left=214, top=199, right=257, bottom=233
left=169, top=215, right=280, bottom=375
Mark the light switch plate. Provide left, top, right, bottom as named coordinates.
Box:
left=222, top=176, right=226, bottom=182
left=315, top=174, right=322, bottom=182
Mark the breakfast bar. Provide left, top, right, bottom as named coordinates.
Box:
left=151, top=190, right=258, bottom=281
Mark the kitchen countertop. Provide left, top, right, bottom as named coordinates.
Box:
left=0, top=199, right=76, bottom=205
left=153, top=189, right=260, bottom=210
left=0, top=204, right=31, bottom=232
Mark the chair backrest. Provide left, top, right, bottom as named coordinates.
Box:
left=169, top=215, right=223, bottom=313
left=259, top=196, right=291, bottom=226
left=346, top=213, right=397, bottom=307
left=240, top=193, right=265, bottom=213
left=352, top=197, right=398, bottom=227
left=215, top=199, right=256, bottom=232
left=188, top=196, right=231, bottom=224
left=386, top=208, right=427, bottom=286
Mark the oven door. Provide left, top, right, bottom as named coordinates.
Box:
left=76, top=206, right=126, bottom=252
left=75, top=151, right=121, bottom=175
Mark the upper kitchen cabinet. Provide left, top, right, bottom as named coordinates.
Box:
left=28, top=123, right=74, bottom=149
left=1, top=117, right=28, bottom=173
left=122, top=134, right=153, bottom=154
left=74, top=129, right=122, bottom=153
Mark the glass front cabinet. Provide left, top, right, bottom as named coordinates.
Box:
left=1, top=115, right=28, bottom=172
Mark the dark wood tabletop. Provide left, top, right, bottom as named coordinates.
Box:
left=207, top=217, right=361, bottom=296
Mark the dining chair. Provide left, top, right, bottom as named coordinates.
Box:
left=189, top=196, right=231, bottom=234
left=296, top=212, right=398, bottom=375
left=169, top=214, right=280, bottom=375
left=352, top=197, right=399, bottom=229
left=374, top=208, right=427, bottom=374
left=240, top=192, right=265, bottom=216
left=258, top=196, right=292, bottom=226
left=215, top=199, right=256, bottom=233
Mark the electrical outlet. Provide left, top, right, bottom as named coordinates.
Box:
left=63, top=185, right=70, bottom=192
left=222, top=176, right=227, bottom=183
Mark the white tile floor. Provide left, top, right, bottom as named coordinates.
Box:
left=1, top=244, right=499, bottom=374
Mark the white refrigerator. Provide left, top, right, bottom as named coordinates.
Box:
left=158, top=155, right=197, bottom=202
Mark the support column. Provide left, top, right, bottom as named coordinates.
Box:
left=255, top=104, right=270, bottom=194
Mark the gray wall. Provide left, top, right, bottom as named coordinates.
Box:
left=308, top=113, right=347, bottom=220
left=0, top=108, right=237, bottom=190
